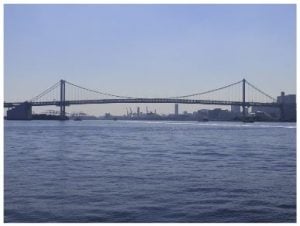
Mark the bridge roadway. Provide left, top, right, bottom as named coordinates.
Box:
left=4, top=98, right=280, bottom=108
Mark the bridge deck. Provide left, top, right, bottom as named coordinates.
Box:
left=4, top=98, right=280, bottom=108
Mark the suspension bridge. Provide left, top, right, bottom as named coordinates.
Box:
left=4, top=78, right=281, bottom=120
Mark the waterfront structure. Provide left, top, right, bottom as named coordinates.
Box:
left=251, top=106, right=280, bottom=119
left=277, top=92, right=296, bottom=121
left=208, top=108, right=236, bottom=121
left=231, top=105, right=241, bottom=114
left=195, top=109, right=209, bottom=121
left=7, top=102, right=32, bottom=120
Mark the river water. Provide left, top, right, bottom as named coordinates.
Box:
left=4, top=120, right=296, bottom=222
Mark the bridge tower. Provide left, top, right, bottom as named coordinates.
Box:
left=242, top=78, right=246, bottom=119
left=60, top=79, right=66, bottom=120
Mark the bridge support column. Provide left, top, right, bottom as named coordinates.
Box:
left=60, top=79, right=66, bottom=120
left=242, top=78, right=246, bottom=120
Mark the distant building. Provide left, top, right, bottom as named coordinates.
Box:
left=195, top=109, right=209, bottom=121
left=175, top=104, right=179, bottom=116
left=277, top=92, right=296, bottom=122
left=7, top=102, right=32, bottom=120
left=104, top=113, right=112, bottom=119
left=277, top=92, right=296, bottom=104
left=208, top=108, right=235, bottom=121
left=251, top=106, right=280, bottom=119
left=137, top=107, right=140, bottom=117
left=231, top=105, right=241, bottom=114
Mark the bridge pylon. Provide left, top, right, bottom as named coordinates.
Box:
left=60, top=79, right=66, bottom=120
left=242, top=78, right=246, bottom=119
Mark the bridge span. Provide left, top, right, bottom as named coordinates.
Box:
left=5, top=98, right=279, bottom=108
left=4, top=78, right=282, bottom=120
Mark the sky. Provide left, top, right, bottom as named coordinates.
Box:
left=4, top=4, right=296, bottom=116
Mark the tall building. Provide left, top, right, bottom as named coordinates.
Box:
left=175, top=104, right=179, bottom=116
left=277, top=92, right=296, bottom=122
left=137, top=107, right=140, bottom=117
left=277, top=92, right=296, bottom=104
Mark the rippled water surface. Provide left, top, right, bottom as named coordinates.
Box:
left=4, top=120, right=296, bottom=222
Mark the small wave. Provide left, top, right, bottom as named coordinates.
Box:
left=119, top=120, right=296, bottom=129
left=277, top=204, right=296, bottom=209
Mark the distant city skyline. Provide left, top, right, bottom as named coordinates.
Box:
left=4, top=4, right=296, bottom=115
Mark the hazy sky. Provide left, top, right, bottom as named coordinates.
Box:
left=4, top=4, right=296, bottom=115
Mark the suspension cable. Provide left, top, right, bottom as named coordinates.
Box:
left=167, top=80, right=243, bottom=99
left=246, top=81, right=276, bottom=102
left=66, top=80, right=243, bottom=100
left=65, top=81, right=135, bottom=99
left=29, top=79, right=273, bottom=103
left=30, top=81, right=60, bottom=102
